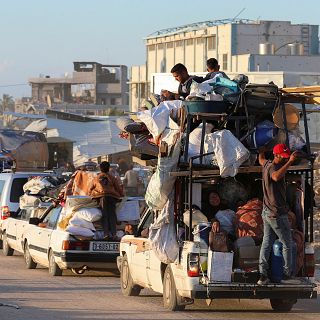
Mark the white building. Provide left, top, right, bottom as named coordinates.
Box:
left=130, top=19, right=320, bottom=111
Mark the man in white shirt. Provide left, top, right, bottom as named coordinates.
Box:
left=123, top=165, right=139, bottom=196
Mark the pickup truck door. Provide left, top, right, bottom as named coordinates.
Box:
left=29, top=207, right=61, bottom=266
left=127, top=209, right=154, bottom=287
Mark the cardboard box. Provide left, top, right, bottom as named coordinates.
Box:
left=207, top=251, right=233, bottom=282
left=234, top=245, right=261, bottom=270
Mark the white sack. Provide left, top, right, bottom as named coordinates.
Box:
left=116, top=200, right=140, bottom=221
left=188, top=123, right=214, bottom=160
left=137, top=100, right=182, bottom=139
left=183, top=208, right=208, bottom=227
left=65, top=225, right=94, bottom=238
left=75, top=207, right=102, bottom=222
left=205, top=130, right=250, bottom=177
left=19, top=194, right=40, bottom=209
left=145, top=131, right=181, bottom=211
left=69, top=215, right=96, bottom=231
left=23, top=176, right=55, bottom=193
left=215, top=209, right=236, bottom=235
left=148, top=195, right=179, bottom=264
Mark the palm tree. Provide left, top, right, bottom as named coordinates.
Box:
left=0, top=94, right=15, bottom=113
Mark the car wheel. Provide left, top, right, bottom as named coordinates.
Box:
left=71, top=268, right=86, bottom=275
left=24, top=242, right=37, bottom=269
left=48, top=250, right=62, bottom=276
left=163, top=266, right=185, bottom=311
left=120, top=254, right=141, bottom=296
left=2, top=233, right=14, bottom=256
left=270, top=298, right=296, bottom=312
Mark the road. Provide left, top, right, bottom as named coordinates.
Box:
left=0, top=253, right=319, bottom=320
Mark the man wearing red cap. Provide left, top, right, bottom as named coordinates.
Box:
left=257, top=144, right=300, bottom=285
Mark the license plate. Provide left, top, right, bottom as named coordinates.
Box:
left=91, top=242, right=119, bottom=252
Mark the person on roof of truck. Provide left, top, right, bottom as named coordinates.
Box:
left=161, top=63, right=203, bottom=100
left=89, top=161, right=124, bottom=241
left=203, top=58, right=229, bottom=81
left=257, top=144, right=301, bottom=285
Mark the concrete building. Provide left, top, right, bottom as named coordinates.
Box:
left=29, top=61, right=129, bottom=108
left=130, top=19, right=320, bottom=111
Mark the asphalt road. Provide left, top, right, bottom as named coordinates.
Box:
left=0, top=253, right=319, bottom=320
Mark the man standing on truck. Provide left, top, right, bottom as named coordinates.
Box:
left=257, top=144, right=300, bottom=285
left=161, top=63, right=203, bottom=100
left=89, top=161, right=124, bottom=241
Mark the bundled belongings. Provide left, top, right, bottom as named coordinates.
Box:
left=0, top=129, right=48, bottom=171
left=235, top=199, right=263, bottom=242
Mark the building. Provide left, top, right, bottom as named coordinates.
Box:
left=29, top=61, right=129, bottom=112
left=130, top=19, right=320, bottom=111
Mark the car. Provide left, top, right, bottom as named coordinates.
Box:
left=2, top=205, right=120, bottom=276
left=0, top=171, right=51, bottom=247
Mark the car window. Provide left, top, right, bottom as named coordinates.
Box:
left=0, top=179, right=6, bottom=201
left=138, top=209, right=154, bottom=235
left=43, top=207, right=61, bottom=229
left=10, top=178, right=28, bottom=202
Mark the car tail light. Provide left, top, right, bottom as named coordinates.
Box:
left=62, top=240, right=90, bottom=251
left=1, top=206, right=10, bottom=220
left=187, top=253, right=200, bottom=277
left=304, top=243, right=315, bottom=277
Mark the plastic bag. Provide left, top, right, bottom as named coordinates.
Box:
left=148, top=196, right=179, bottom=264
left=69, top=215, right=96, bottom=231
left=65, top=225, right=94, bottom=238
left=145, top=132, right=181, bottom=211
left=215, top=209, right=236, bottom=235
left=75, top=207, right=102, bottom=222
left=205, top=130, right=250, bottom=177
left=137, top=100, right=182, bottom=139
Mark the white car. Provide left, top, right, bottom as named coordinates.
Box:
left=0, top=171, right=51, bottom=247
left=2, top=205, right=120, bottom=276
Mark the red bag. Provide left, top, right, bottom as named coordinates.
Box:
left=235, top=199, right=263, bottom=241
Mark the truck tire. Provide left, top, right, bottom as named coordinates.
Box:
left=48, top=250, right=62, bottom=276
left=120, top=254, right=141, bottom=296
left=270, top=298, right=296, bottom=312
left=24, top=242, right=37, bottom=269
left=2, top=233, right=14, bottom=256
left=163, top=266, right=185, bottom=311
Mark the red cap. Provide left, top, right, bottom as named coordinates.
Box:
left=273, top=144, right=291, bottom=158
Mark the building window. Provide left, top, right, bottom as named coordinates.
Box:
left=176, top=40, right=183, bottom=47
left=140, top=83, right=146, bottom=99
left=167, top=42, right=174, bottom=49
left=186, top=39, right=194, bottom=46
left=207, top=35, right=217, bottom=50
left=157, top=43, right=164, bottom=50
left=196, top=38, right=204, bottom=45
left=222, top=54, right=228, bottom=70
left=148, top=45, right=155, bottom=51
left=111, top=98, right=116, bottom=105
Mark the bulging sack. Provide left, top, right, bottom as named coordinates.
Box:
left=209, top=231, right=229, bottom=252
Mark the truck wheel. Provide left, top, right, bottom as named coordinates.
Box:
left=48, top=250, right=62, bottom=276
left=270, top=298, right=296, bottom=312
left=120, top=255, right=141, bottom=296
left=24, top=242, right=37, bottom=269
left=163, top=266, right=185, bottom=311
left=2, top=233, right=14, bottom=256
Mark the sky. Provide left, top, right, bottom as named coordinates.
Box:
left=0, top=0, right=319, bottom=98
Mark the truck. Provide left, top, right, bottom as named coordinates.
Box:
left=118, top=85, right=319, bottom=312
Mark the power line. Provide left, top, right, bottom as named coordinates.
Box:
left=0, top=83, right=29, bottom=88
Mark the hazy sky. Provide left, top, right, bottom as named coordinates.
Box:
left=0, top=0, right=319, bottom=98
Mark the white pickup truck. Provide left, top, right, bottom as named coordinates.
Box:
left=118, top=208, right=317, bottom=312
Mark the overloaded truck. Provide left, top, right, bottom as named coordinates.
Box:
left=118, top=83, right=319, bottom=311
